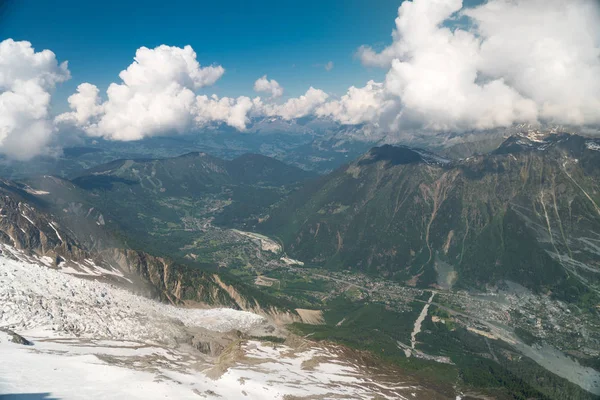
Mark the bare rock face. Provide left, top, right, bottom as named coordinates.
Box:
left=99, top=249, right=298, bottom=323
left=99, top=248, right=240, bottom=308
left=0, top=181, right=89, bottom=264
left=190, top=333, right=229, bottom=357
left=0, top=329, right=33, bottom=346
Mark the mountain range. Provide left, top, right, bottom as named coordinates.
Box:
left=1, top=129, right=599, bottom=399
left=259, top=132, right=600, bottom=305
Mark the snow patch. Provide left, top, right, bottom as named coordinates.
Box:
left=24, top=188, right=50, bottom=195
left=519, top=130, right=547, bottom=143
left=48, top=221, right=64, bottom=243
left=414, top=149, right=450, bottom=165
left=585, top=141, right=600, bottom=151
left=20, top=212, right=36, bottom=228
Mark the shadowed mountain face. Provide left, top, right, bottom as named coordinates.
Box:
left=358, top=145, right=425, bottom=166
left=259, top=133, right=600, bottom=303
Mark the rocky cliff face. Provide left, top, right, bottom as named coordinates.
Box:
left=100, top=248, right=238, bottom=307
left=0, top=180, right=89, bottom=264
left=212, top=275, right=301, bottom=324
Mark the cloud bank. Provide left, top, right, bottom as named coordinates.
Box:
left=57, top=46, right=328, bottom=139
left=349, top=0, right=600, bottom=131
left=258, top=87, right=329, bottom=120
left=4, top=0, right=599, bottom=156
left=195, top=95, right=254, bottom=130
left=0, top=39, right=70, bottom=159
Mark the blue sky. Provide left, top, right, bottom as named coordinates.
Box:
left=0, top=0, right=420, bottom=111
left=2, top=0, right=595, bottom=160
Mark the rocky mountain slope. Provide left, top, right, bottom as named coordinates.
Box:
left=2, top=133, right=599, bottom=399
left=259, top=133, right=600, bottom=305
left=0, top=179, right=301, bottom=322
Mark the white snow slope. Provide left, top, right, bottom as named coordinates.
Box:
left=0, top=248, right=435, bottom=399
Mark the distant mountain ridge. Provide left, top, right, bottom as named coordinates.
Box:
left=357, top=144, right=450, bottom=167
left=72, top=151, right=315, bottom=193
left=259, top=132, right=600, bottom=304
left=4, top=130, right=600, bottom=399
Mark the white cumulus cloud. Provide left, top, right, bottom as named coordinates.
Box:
left=57, top=44, right=232, bottom=140
left=56, top=83, right=102, bottom=126
left=0, top=39, right=70, bottom=160
left=253, top=75, right=284, bottom=98
left=58, top=44, right=332, bottom=136
left=465, top=0, right=600, bottom=126
left=195, top=95, right=254, bottom=130
left=258, top=87, right=329, bottom=120
left=56, top=0, right=600, bottom=142
left=316, top=81, right=394, bottom=126
left=349, top=0, right=600, bottom=131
